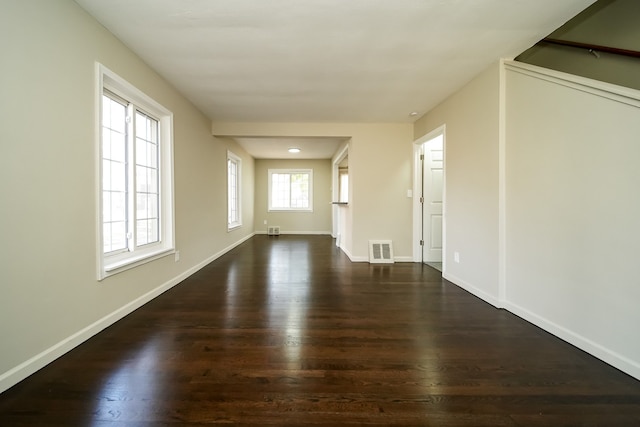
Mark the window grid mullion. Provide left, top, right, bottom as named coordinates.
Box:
left=127, top=103, right=136, bottom=252
left=101, top=93, right=129, bottom=255
left=135, top=109, right=161, bottom=246
left=289, top=176, right=294, bottom=207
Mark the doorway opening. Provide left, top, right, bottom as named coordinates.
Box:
left=413, top=126, right=445, bottom=272
left=332, top=143, right=349, bottom=249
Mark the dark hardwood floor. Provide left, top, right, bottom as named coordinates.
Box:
left=1, top=235, right=639, bottom=426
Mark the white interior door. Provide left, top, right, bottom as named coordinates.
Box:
left=422, top=135, right=443, bottom=263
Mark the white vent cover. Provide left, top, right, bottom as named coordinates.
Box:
left=267, top=226, right=280, bottom=236
left=369, top=240, right=394, bottom=264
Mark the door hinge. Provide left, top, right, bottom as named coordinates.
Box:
left=419, top=240, right=424, bottom=246
left=419, top=154, right=424, bottom=160
left=419, top=196, right=424, bottom=204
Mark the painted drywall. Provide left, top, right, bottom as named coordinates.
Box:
left=349, top=125, right=414, bottom=262
left=413, top=62, right=501, bottom=303
left=414, top=57, right=640, bottom=378
left=0, top=0, right=254, bottom=391
left=504, top=62, right=640, bottom=379
left=517, top=0, right=640, bottom=91
left=254, top=159, right=332, bottom=234
left=213, top=123, right=414, bottom=261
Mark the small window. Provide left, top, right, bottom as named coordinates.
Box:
left=268, top=169, right=313, bottom=212
left=227, top=151, right=242, bottom=230
left=97, top=64, right=174, bottom=280
left=338, top=167, right=349, bottom=203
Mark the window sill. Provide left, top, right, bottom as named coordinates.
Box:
left=228, top=223, right=242, bottom=232
left=101, top=247, right=174, bottom=280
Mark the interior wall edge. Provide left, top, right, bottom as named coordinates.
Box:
left=504, top=59, right=640, bottom=106
left=443, top=270, right=640, bottom=381
left=442, top=273, right=502, bottom=309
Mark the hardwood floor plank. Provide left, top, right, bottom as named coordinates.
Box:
left=1, top=235, right=639, bottom=426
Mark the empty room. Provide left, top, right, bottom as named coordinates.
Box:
left=1, top=0, right=640, bottom=425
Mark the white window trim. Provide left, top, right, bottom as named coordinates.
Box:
left=227, top=150, right=242, bottom=231
left=96, top=63, right=175, bottom=280
left=268, top=168, right=314, bottom=212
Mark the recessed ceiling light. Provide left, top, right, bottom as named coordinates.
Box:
left=288, top=147, right=301, bottom=153
left=409, top=111, right=419, bottom=117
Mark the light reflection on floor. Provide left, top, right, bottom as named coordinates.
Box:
left=267, top=240, right=310, bottom=368
left=224, top=262, right=239, bottom=329
left=91, top=336, right=162, bottom=424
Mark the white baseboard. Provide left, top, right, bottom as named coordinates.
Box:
left=0, top=233, right=255, bottom=394
left=503, top=300, right=640, bottom=381
left=340, top=246, right=367, bottom=262
left=337, top=249, right=414, bottom=263
left=255, top=230, right=332, bottom=235
left=443, top=271, right=640, bottom=381
left=442, top=272, right=502, bottom=308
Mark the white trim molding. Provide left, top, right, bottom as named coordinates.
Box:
left=504, top=60, right=640, bottom=108
left=443, top=272, right=501, bottom=309
left=503, top=300, right=640, bottom=381
left=254, top=230, right=332, bottom=235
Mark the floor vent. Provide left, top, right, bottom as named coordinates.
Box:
left=369, top=240, right=394, bottom=264
left=267, top=226, right=280, bottom=236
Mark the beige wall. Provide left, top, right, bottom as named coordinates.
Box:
left=415, top=58, right=640, bottom=379
left=254, top=159, right=332, bottom=234
left=349, top=125, right=414, bottom=261
left=414, top=62, right=501, bottom=302
left=0, top=0, right=254, bottom=391
left=504, top=61, right=640, bottom=379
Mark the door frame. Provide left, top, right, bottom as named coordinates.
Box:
left=412, top=125, right=446, bottom=265
left=331, top=143, right=349, bottom=244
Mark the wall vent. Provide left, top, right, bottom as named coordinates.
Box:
left=369, top=240, right=394, bottom=264
left=267, top=226, right=280, bottom=236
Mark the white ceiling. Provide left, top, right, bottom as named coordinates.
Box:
left=233, top=136, right=347, bottom=159
left=75, top=0, right=594, bottom=158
